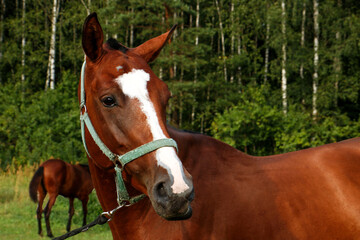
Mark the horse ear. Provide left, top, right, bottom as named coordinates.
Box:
left=82, top=12, right=104, bottom=62
left=131, top=25, right=177, bottom=63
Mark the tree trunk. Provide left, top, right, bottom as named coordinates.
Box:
left=179, top=9, right=184, bottom=127
left=21, top=0, right=26, bottom=96
left=215, top=0, right=227, bottom=82
left=312, top=0, right=319, bottom=120
left=130, top=8, right=134, bottom=47
left=264, top=2, right=270, bottom=84
left=300, top=1, right=306, bottom=80
left=281, top=0, right=287, bottom=115
left=237, top=31, right=242, bottom=87
left=45, top=0, right=60, bottom=90
left=334, top=0, right=342, bottom=107
left=191, top=0, right=200, bottom=127
left=80, top=0, right=90, bottom=15
left=230, top=0, right=235, bottom=83
left=172, top=6, right=177, bottom=79
left=0, top=0, right=5, bottom=83
left=194, top=0, right=199, bottom=83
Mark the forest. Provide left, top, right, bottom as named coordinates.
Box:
left=0, top=0, right=359, bottom=170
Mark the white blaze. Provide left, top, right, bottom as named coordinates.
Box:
left=115, top=69, right=189, bottom=194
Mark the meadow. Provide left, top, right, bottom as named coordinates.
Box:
left=0, top=166, right=112, bottom=240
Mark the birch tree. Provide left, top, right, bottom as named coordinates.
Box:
left=80, top=0, right=91, bottom=15
left=215, top=0, right=227, bottom=82
left=237, top=30, right=242, bottom=86
left=300, top=0, right=306, bottom=81
left=333, top=0, right=342, bottom=107
left=21, top=0, right=26, bottom=88
left=230, top=0, right=235, bottom=83
left=45, top=0, right=60, bottom=90
left=191, top=0, right=200, bottom=126
left=130, top=7, right=134, bottom=47
left=281, top=0, right=287, bottom=115
left=0, top=0, right=5, bottom=84
left=312, top=0, right=319, bottom=119
left=264, top=2, right=270, bottom=84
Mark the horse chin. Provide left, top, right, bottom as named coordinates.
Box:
left=164, top=205, right=193, bottom=221
left=151, top=200, right=193, bottom=221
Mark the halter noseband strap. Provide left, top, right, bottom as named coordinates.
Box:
left=80, top=61, right=178, bottom=207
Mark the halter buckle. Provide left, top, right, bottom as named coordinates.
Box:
left=101, top=203, right=126, bottom=222
left=80, top=104, right=87, bottom=114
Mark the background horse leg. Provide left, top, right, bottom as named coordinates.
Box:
left=36, top=187, right=46, bottom=236
left=81, top=196, right=89, bottom=226
left=66, top=197, right=74, bottom=232
left=43, top=194, right=57, bottom=238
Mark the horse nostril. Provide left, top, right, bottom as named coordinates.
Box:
left=155, top=182, right=167, bottom=198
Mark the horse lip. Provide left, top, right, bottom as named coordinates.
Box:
left=164, top=205, right=193, bottom=221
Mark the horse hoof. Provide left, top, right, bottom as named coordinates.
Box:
left=47, top=233, right=54, bottom=238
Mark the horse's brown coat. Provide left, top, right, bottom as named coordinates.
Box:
left=29, top=159, right=93, bottom=237
left=81, top=13, right=360, bottom=239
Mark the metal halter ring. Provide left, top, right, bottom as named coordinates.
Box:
left=101, top=204, right=126, bottom=222
left=80, top=104, right=87, bottom=113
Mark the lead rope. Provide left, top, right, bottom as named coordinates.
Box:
left=52, top=215, right=108, bottom=240
left=52, top=203, right=127, bottom=240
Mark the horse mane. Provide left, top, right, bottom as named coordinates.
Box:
left=106, top=38, right=128, bottom=53
left=167, top=124, right=201, bottom=135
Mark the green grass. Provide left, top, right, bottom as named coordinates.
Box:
left=0, top=166, right=112, bottom=240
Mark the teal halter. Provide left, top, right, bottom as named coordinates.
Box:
left=79, top=61, right=178, bottom=210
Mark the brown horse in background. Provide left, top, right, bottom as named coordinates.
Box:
left=80, top=13, right=360, bottom=239
left=29, top=159, right=93, bottom=237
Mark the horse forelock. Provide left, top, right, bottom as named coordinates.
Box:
left=106, top=38, right=128, bottom=53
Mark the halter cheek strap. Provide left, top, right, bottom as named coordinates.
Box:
left=79, top=61, right=178, bottom=207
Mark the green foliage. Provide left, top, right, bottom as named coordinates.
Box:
left=212, top=85, right=283, bottom=155
left=0, top=71, right=85, bottom=170
left=0, top=0, right=360, bottom=169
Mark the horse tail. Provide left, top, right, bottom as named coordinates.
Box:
left=29, top=166, right=44, bottom=203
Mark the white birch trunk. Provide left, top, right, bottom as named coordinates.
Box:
left=334, top=0, right=342, bottom=107
left=215, top=0, right=227, bottom=82
left=21, top=0, right=26, bottom=86
left=45, top=0, right=59, bottom=90
left=130, top=8, right=134, bottom=47
left=237, top=33, right=242, bottom=86
left=264, top=5, right=270, bottom=84
left=230, top=1, right=235, bottom=83
left=191, top=0, right=200, bottom=127
left=194, top=0, right=199, bottom=82
left=173, top=4, right=177, bottom=79
left=179, top=10, right=184, bottom=127
left=0, top=0, right=5, bottom=83
left=300, top=1, right=306, bottom=80
left=281, top=0, right=287, bottom=115
left=313, top=0, right=319, bottom=119
left=80, top=0, right=90, bottom=15
left=159, top=15, right=165, bottom=80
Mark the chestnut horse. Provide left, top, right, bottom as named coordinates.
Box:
left=29, top=159, right=93, bottom=237
left=80, top=13, right=360, bottom=239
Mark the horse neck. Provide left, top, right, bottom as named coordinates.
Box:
left=167, top=127, right=254, bottom=167
left=87, top=155, right=152, bottom=239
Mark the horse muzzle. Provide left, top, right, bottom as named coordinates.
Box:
left=150, top=178, right=195, bottom=220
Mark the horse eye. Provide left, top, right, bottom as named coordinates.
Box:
left=101, top=96, right=116, bottom=107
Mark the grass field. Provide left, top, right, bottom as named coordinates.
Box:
left=0, top=166, right=112, bottom=240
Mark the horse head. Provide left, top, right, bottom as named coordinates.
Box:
left=80, top=13, right=194, bottom=220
